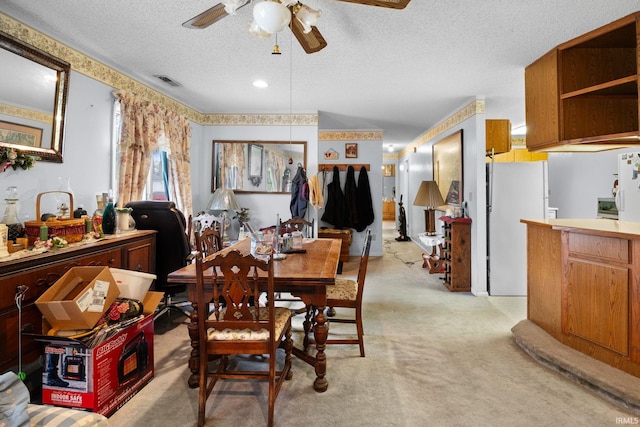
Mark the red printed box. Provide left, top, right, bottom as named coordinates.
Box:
left=32, top=291, right=162, bottom=416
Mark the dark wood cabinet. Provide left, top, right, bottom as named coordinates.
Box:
left=0, top=231, right=156, bottom=374
left=440, top=216, right=471, bottom=292
left=525, top=11, right=640, bottom=151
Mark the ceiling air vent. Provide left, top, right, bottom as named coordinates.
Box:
left=154, top=75, right=181, bottom=87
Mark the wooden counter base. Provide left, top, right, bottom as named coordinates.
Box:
left=522, top=219, right=640, bottom=378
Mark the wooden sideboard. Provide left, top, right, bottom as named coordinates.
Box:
left=522, top=219, right=640, bottom=378
left=0, top=230, right=156, bottom=374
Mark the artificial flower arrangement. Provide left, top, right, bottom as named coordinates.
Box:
left=98, top=298, right=144, bottom=326
left=234, top=207, right=251, bottom=223
left=34, top=235, right=68, bottom=249
left=32, top=232, right=101, bottom=250
left=0, top=148, right=40, bottom=172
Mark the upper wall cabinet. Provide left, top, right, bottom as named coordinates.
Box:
left=525, top=11, right=640, bottom=152
left=485, top=119, right=511, bottom=155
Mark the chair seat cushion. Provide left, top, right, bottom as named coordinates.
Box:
left=327, top=279, right=357, bottom=301
left=207, top=307, right=291, bottom=341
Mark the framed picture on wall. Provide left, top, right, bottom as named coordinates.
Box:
left=345, top=143, right=358, bottom=158
left=432, top=130, right=463, bottom=207
left=0, top=120, right=43, bottom=148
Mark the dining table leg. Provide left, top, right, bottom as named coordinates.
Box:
left=187, top=299, right=201, bottom=388
left=312, top=305, right=329, bottom=392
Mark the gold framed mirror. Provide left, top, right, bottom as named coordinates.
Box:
left=212, top=140, right=306, bottom=194
left=0, top=30, right=71, bottom=162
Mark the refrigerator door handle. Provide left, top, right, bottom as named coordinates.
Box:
left=616, top=189, right=624, bottom=212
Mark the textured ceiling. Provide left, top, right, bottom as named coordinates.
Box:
left=1, top=1, right=639, bottom=152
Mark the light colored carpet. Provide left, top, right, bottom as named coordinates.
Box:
left=109, top=223, right=637, bottom=426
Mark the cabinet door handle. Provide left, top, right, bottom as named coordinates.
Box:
left=36, top=272, right=61, bottom=288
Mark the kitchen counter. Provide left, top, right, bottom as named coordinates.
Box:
left=522, top=218, right=640, bottom=378
left=521, top=218, right=640, bottom=238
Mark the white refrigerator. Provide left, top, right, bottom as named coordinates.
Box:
left=487, top=161, right=549, bottom=296
left=616, top=152, right=640, bottom=221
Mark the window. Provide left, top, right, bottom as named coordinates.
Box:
left=112, top=100, right=170, bottom=202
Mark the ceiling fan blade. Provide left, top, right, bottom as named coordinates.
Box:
left=290, top=19, right=327, bottom=54
left=335, top=0, right=411, bottom=9
left=182, top=4, right=229, bottom=29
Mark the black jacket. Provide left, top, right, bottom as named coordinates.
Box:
left=321, top=166, right=348, bottom=228
left=354, top=166, right=374, bottom=232
left=344, top=166, right=358, bottom=229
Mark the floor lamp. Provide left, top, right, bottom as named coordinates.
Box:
left=413, top=181, right=445, bottom=236
left=208, top=188, right=240, bottom=241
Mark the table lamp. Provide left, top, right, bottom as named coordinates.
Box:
left=207, top=188, right=240, bottom=240
left=413, top=180, right=444, bottom=235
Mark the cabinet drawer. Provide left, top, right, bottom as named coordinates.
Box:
left=568, top=233, right=629, bottom=263
left=0, top=249, right=121, bottom=310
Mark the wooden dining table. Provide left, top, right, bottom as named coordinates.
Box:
left=167, top=237, right=341, bottom=393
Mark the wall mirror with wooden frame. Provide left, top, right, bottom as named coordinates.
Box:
left=0, top=31, right=71, bottom=162
left=212, top=140, right=306, bottom=194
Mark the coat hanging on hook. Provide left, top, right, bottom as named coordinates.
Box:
left=354, top=166, right=374, bottom=232
left=321, top=166, right=348, bottom=228
left=290, top=165, right=308, bottom=218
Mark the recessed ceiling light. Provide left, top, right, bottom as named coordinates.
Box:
left=253, top=79, right=269, bottom=88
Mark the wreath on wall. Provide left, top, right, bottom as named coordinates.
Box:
left=0, top=148, right=39, bottom=172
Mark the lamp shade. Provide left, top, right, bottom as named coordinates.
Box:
left=208, top=188, right=240, bottom=212
left=223, top=0, right=247, bottom=15
left=413, top=181, right=445, bottom=208
left=295, top=4, right=321, bottom=34
left=253, top=1, right=291, bottom=34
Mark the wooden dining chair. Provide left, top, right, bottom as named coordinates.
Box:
left=194, top=250, right=293, bottom=427
left=194, top=226, right=223, bottom=257
left=304, top=229, right=372, bottom=357
left=274, top=218, right=315, bottom=311
left=280, top=217, right=315, bottom=238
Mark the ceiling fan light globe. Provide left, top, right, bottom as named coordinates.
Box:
left=223, top=0, right=247, bottom=15
left=295, top=5, right=321, bottom=34
left=253, top=1, right=291, bottom=34
left=279, top=0, right=298, bottom=6
left=248, top=20, right=272, bottom=37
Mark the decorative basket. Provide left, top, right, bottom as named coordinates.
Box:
left=24, top=191, right=86, bottom=245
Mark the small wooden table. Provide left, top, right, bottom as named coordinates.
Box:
left=419, top=233, right=445, bottom=274
left=167, top=237, right=341, bottom=392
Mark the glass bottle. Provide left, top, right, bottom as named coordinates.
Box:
left=102, top=197, right=116, bottom=235
left=1, top=186, right=23, bottom=242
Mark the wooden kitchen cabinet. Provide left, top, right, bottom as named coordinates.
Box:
left=383, top=200, right=396, bottom=221
left=485, top=119, right=511, bottom=155
left=522, top=219, right=640, bottom=378
left=0, top=230, right=156, bottom=374
left=440, top=216, right=471, bottom=292
left=525, top=11, right=640, bottom=151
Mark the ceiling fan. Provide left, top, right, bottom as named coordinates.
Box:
left=182, top=0, right=411, bottom=54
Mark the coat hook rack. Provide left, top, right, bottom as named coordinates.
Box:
left=318, top=163, right=370, bottom=172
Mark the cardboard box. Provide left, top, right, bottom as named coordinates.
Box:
left=110, top=268, right=156, bottom=301
left=36, top=266, right=121, bottom=331
left=32, top=291, right=163, bottom=416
